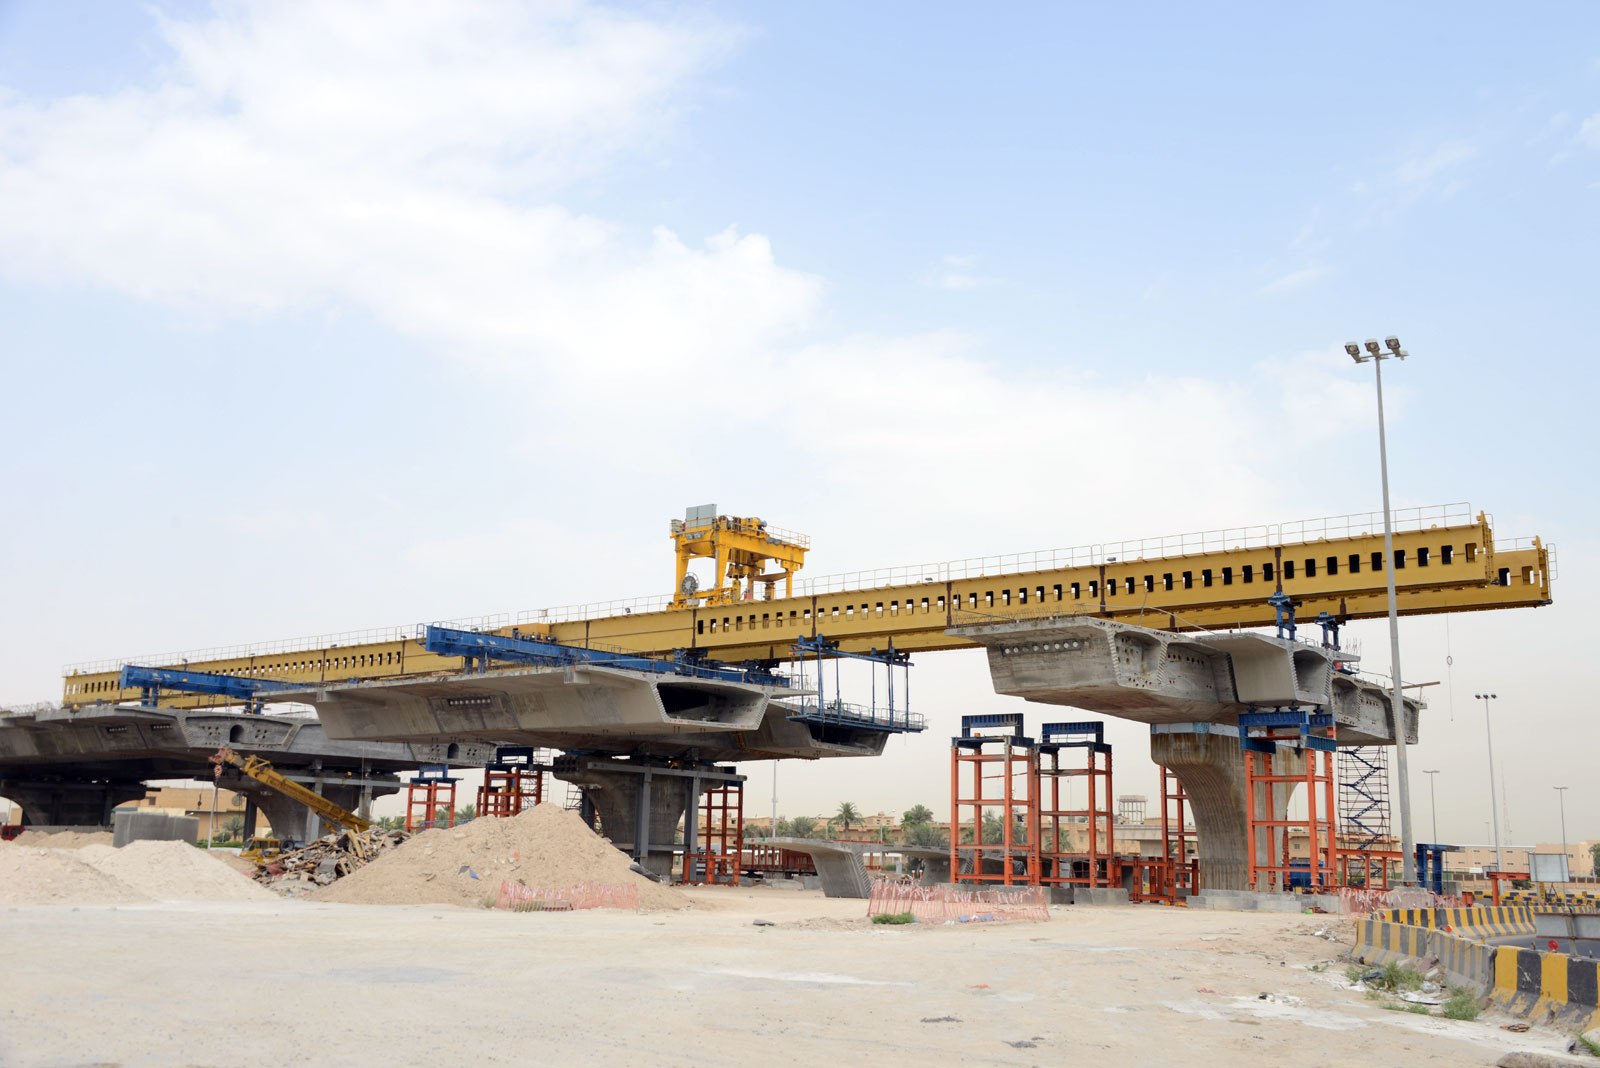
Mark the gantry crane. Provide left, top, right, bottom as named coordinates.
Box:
left=669, top=506, right=809, bottom=608
left=63, top=502, right=1552, bottom=709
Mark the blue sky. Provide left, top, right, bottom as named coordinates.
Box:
left=1, top=1, right=1595, bottom=841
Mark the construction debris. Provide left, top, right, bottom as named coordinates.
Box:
left=254, top=827, right=409, bottom=896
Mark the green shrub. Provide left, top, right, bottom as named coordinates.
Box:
left=871, top=911, right=916, bottom=925
left=1380, top=962, right=1425, bottom=991
left=1440, top=989, right=1481, bottom=1021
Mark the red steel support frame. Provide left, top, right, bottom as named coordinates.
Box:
left=1243, top=713, right=1340, bottom=892
left=405, top=776, right=459, bottom=833
left=478, top=762, right=545, bottom=818
left=1155, top=765, right=1200, bottom=904
left=1037, top=724, right=1116, bottom=889
left=951, top=721, right=1039, bottom=887
left=683, top=779, right=743, bottom=886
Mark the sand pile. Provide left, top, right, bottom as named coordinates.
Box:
left=77, top=841, right=274, bottom=902
left=0, top=841, right=271, bottom=905
left=311, top=804, right=686, bottom=910
left=10, top=829, right=114, bottom=849
left=0, top=848, right=152, bottom=906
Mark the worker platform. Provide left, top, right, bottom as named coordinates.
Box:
left=0, top=702, right=492, bottom=831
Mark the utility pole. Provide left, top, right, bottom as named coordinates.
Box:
left=1422, top=769, right=1440, bottom=843
left=1476, top=693, right=1503, bottom=871
left=1346, top=336, right=1416, bottom=883
left=1555, top=786, right=1570, bottom=879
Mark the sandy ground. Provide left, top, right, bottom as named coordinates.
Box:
left=0, top=888, right=1583, bottom=1068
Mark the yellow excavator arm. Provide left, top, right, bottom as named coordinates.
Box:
left=211, top=747, right=372, bottom=835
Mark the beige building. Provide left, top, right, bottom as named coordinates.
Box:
left=118, top=787, right=273, bottom=839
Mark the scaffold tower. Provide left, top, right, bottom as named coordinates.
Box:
left=1337, top=746, right=1398, bottom=889
left=951, top=713, right=1039, bottom=886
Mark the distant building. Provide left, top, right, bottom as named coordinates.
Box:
left=117, top=787, right=272, bottom=838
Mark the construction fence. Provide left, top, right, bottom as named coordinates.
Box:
left=867, top=876, right=1049, bottom=924
left=493, top=880, right=641, bottom=912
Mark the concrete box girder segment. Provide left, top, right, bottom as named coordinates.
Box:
left=282, top=666, right=891, bottom=763
left=947, top=615, right=1419, bottom=745
left=0, top=703, right=492, bottom=827
left=948, top=615, right=1423, bottom=890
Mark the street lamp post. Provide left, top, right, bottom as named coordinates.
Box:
left=1423, top=769, right=1441, bottom=844
left=1555, top=785, right=1569, bottom=878
left=1475, top=693, right=1503, bottom=871
left=1346, top=335, right=1417, bottom=883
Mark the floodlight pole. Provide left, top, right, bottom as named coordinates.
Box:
left=1555, top=786, right=1569, bottom=877
left=1423, top=769, right=1440, bottom=844
left=1354, top=340, right=1417, bottom=884
left=1477, top=693, right=1503, bottom=871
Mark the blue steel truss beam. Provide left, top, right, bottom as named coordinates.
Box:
left=422, top=625, right=788, bottom=688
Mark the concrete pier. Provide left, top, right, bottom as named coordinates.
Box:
left=949, top=614, right=1423, bottom=890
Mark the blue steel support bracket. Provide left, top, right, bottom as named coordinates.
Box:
left=118, top=664, right=303, bottom=712
left=960, top=712, right=1024, bottom=738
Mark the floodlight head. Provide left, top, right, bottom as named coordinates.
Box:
left=1344, top=342, right=1362, bottom=357
left=1364, top=338, right=1381, bottom=355
left=1385, top=335, right=1401, bottom=353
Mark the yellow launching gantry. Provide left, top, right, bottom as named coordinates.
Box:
left=669, top=504, right=809, bottom=609
left=61, top=502, right=1553, bottom=710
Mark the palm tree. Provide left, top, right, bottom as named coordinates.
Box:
left=455, top=803, right=476, bottom=823
left=789, top=815, right=817, bottom=838
left=374, top=815, right=405, bottom=833
left=835, top=801, right=861, bottom=835
left=221, top=816, right=244, bottom=843
left=902, top=804, right=935, bottom=826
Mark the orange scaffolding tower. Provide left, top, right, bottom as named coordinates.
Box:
left=951, top=713, right=1038, bottom=886
left=477, top=746, right=549, bottom=818
left=1037, top=721, right=1116, bottom=890
left=1242, top=709, right=1340, bottom=891
left=405, top=764, right=460, bottom=832
left=681, top=773, right=743, bottom=886
left=1153, top=765, right=1200, bottom=904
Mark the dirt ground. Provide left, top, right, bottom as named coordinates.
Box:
left=0, top=887, right=1582, bottom=1068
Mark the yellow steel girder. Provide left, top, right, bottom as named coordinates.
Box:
left=60, top=516, right=1551, bottom=709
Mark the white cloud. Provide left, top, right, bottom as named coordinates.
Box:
left=1258, top=265, right=1328, bottom=295
left=926, top=252, right=998, bottom=290
left=1578, top=113, right=1600, bottom=150
left=1395, top=140, right=1478, bottom=186
left=0, top=0, right=795, bottom=377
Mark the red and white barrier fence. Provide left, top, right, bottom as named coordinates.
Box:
left=1337, top=886, right=1462, bottom=916
left=494, top=880, right=641, bottom=911
left=867, top=876, right=1049, bottom=924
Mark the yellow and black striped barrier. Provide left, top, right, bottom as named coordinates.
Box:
left=1493, top=946, right=1600, bottom=1031
left=1377, top=905, right=1533, bottom=939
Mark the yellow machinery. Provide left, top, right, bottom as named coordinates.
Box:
left=670, top=505, right=809, bottom=608
left=211, top=747, right=372, bottom=842
left=63, top=504, right=1552, bottom=708
left=239, top=836, right=283, bottom=863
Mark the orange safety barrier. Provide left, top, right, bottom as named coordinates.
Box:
left=494, top=880, right=642, bottom=911
left=867, top=876, right=1049, bottom=924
